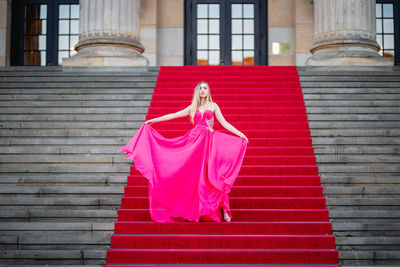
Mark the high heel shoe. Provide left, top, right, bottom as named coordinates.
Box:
left=223, top=210, right=231, bottom=223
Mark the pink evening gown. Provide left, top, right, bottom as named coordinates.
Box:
left=120, top=108, right=248, bottom=222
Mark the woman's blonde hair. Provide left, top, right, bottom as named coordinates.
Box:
left=189, top=81, right=213, bottom=124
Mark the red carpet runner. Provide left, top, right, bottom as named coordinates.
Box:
left=103, top=66, right=340, bottom=266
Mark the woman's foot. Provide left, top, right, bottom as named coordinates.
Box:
left=223, top=210, right=231, bottom=223
left=171, top=216, right=188, bottom=222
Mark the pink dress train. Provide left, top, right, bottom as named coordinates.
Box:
left=120, top=109, right=248, bottom=222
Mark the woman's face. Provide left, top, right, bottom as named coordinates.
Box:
left=199, top=83, right=208, bottom=98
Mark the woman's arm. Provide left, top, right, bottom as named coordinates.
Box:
left=214, top=103, right=248, bottom=143
left=145, top=105, right=191, bottom=124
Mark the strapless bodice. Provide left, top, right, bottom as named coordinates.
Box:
left=194, top=109, right=214, bottom=131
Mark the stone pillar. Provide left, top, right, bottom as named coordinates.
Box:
left=0, top=0, right=12, bottom=66
left=63, top=0, right=149, bottom=66
left=306, top=0, right=392, bottom=66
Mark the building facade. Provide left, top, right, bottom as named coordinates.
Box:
left=0, top=0, right=398, bottom=67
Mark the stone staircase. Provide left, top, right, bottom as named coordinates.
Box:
left=0, top=66, right=399, bottom=266
left=298, top=66, right=400, bottom=266
left=0, top=66, right=158, bottom=265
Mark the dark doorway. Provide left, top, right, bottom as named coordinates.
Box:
left=11, top=0, right=79, bottom=66
left=184, top=0, right=268, bottom=66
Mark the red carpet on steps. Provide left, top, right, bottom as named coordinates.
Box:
left=103, top=66, right=340, bottom=267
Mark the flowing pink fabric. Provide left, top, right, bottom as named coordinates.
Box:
left=120, top=109, right=248, bottom=222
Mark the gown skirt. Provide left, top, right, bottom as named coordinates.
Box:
left=120, top=109, right=248, bottom=222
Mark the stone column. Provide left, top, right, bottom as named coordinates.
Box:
left=63, top=0, right=149, bottom=67
left=306, top=0, right=392, bottom=66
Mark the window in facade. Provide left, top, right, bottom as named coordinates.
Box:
left=24, top=4, right=47, bottom=66
left=376, top=3, right=395, bottom=58
left=196, top=4, right=221, bottom=65
left=58, top=4, right=79, bottom=65
left=231, top=3, right=255, bottom=65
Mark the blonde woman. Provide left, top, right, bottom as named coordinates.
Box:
left=121, top=81, right=248, bottom=223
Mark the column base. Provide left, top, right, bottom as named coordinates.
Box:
left=62, top=48, right=149, bottom=67
left=306, top=50, right=393, bottom=66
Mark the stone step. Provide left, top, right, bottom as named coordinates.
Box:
left=339, top=250, right=400, bottom=265
left=0, top=164, right=129, bottom=173
left=326, top=198, right=400, bottom=206
left=1, top=173, right=398, bottom=186
left=0, top=145, right=122, bottom=154
left=0, top=94, right=153, bottom=101
left=316, top=155, right=400, bottom=163
left=0, top=208, right=396, bottom=223
left=1, top=128, right=399, bottom=138
left=0, top=174, right=127, bottom=185
left=1, top=106, right=398, bottom=114
left=323, top=186, right=400, bottom=196
left=303, top=87, right=400, bottom=94
left=333, top=222, right=400, bottom=232
left=299, top=76, right=400, bottom=82
left=0, top=76, right=158, bottom=83
left=0, top=82, right=156, bottom=88
left=0, top=107, right=150, bottom=114
left=314, top=146, right=400, bottom=154
left=1, top=144, right=399, bottom=156
left=0, top=70, right=158, bottom=77
left=0, top=88, right=155, bottom=94
left=2, top=113, right=400, bottom=122
left=308, top=121, right=400, bottom=127
left=0, top=221, right=390, bottom=230
left=321, top=175, right=400, bottom=185
left=2, top=92, right=400, bottom=100
left=0, top=222, right=113, bottom=231
left=305, top=100, right=400, bottom=106
left=301, top=81, right=400, bottom=88
left=0, top=233, right=110, bottom=246
left=0, top=249, right=105, bottom=264
left=0, top=114, right=147, bottom=121
left=1, top=121, right=399, bottom=130
left=304, top=94, right=400, bottom=100
left=0, top=209, right=117, bottom=222
left=0, top=100, right=152, bottom=107
left=0, top=137, right=400, bottom=149
left=1, top=154, right=399, bottom=165
left=1, top=163, right=399, bottom=176
left=0, top=128, right=143, bottom=138
left=0, top=114, right=146, bottom=121
left=330, top=210, right=400, bottom=221
left=0, top=174, right=398, bottom=187
left=2, top=185, right=398, bottom=196
left=0, top=197, right=121, bottom=209
left=337, top=237, right=400, bottom=249
left=0, top=121, right=144, bottom=129
left=2, top=234, right=398, bottom=250
left=0, top=185, right=124, bottom=195
left=310, top=128, right=400, bottom=136
left=317, top=164, right=400, bottom=174
left=0, top=221, right=393, bottom=235
left=1, top=197, right=398, bottom=210
left=297, top=66, right=399, bottom=74
left=0, top=137, right=134, bottom=145
left=307, top=113, right=400, bottom=120
left=0, top=65, right=159, bottom=72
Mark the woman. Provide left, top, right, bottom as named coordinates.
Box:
left=120, top=81, right=248, bottom=223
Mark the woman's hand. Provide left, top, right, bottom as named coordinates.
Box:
left=144, top=119, right=155, bottom=125
left=238, top=132, right=249, bottom=143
